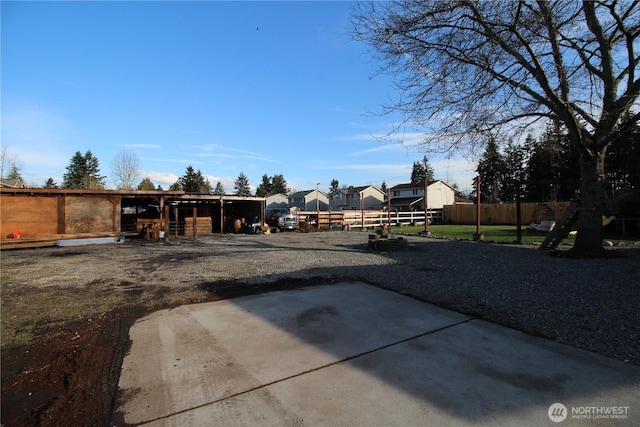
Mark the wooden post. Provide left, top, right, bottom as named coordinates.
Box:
left=424, top=181, right=429, bottom=233
left=516, top=182, right=522, bottom=243
left=57, top=195, right=66, bottom=234
left=108, top=197, right=120, bottom=234
left=174, top=206, right=179, bottom=239
left=219, top=199, right=224, bottom=235
left=164, top=202, right=170, bottom=241
left=477, top=176, right=481, bottom=234
left=387, top=189, right=391, bottom=226
left=474, top=176, right=483, bottom=241
left=192, top=206, right=197, bottom=240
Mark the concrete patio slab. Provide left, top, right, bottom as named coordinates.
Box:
left=115, top=282, right=640, bottom=426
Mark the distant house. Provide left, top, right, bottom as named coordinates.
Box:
left=388, top=181, right=455, bottom=211
left=0, top=178, right=26, bottom=189
left=288, top=189, right=329, bottom=211
left=265, top=193, right=289, bottom=210
left=329, top=185, right=385, bottom=211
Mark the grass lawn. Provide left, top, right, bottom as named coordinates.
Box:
left=387, top=224, right=639, bottom=245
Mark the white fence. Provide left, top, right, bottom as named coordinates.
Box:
left=298, top=209, right=443, bottom=230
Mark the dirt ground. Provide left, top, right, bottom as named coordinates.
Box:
left=0, top=232, right=373, bottom=426
left=2, top=231, right=638, bottom=426
left=1, top=277, right=320, bottom=427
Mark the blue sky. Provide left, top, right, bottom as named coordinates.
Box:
left=1, top=1, right=478, bottom=194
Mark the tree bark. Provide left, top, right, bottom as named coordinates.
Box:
left=572, top=149, right=606, bottom=255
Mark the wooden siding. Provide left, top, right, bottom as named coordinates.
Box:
left=0, top=195, right=59, bottom=238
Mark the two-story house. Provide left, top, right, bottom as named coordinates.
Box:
left=288, top=189, right=329, bottom=211
left=388, top=180, right=455, bottom=211
left=265, top=193, right=289, bottom=210
left=329, top=185, right=386, bottom=210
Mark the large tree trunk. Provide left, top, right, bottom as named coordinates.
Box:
left=572, top=150, right=606, bottom=256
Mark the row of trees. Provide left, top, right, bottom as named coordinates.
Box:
left=7, top=140, right=637, bottom=202
left=475, top=118, right=640, bottom=204
left=352, top=0, right=639, bottom=255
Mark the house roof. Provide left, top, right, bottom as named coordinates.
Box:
left=331, top=185, right=383, bottom=196
left=388, top=196, right=423, bottom=207
left=289, top=190, right=327, bottom=198
left=0, top=178, right=25, bottom=188
left=0, top=188, right=266, bottom=203
left=389, top=180, right=454, bottom=191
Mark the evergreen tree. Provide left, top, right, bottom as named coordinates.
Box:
left=234, top=172, right=251, bottom=196
left=172, top=166, right=211, bottom=193
left=255, top=173, right=288, bottom=196
left=330, top=179, right=339, bottom=192
left=255, top=174, right=273, bottom=197
left=501, top=139, right=528, bottom=202
left=213, top=181, right=225, bottom=195
left=410, top=156, right=435, bottom=184
left=606, top=112, right=640, bottom=192
left=82, top=151, right=106, bottom=189
left=7, top=165, right=23, bottom=182
left=271, top=174, right=288, bottom=194
left=380, top=181, right=387, bottom=194
left=43, top=177, right=58, bottom=188
left=475, top=138, right=506, bottom=203
left=525, top=124, right=579, bottom=202
left=62, top=150, right=106, bottom=189
left=63, top=151, right=87, bottom=189
left=137, top=177, right=156, bottom=190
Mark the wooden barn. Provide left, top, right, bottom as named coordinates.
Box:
left=0, top=188, right=265, bottom=249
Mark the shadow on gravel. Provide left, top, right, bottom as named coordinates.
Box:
left=188, top=239, right=640, bottom=423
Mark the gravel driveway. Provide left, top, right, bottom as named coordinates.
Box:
left=3, top=231, right=639, bottom=365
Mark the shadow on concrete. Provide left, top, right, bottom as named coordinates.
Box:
left=173, top=237, right=640, bottom=424
left=209, top=281, right=639, bottom=424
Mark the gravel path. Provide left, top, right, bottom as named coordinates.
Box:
left=3, top=231, right=639, bottom=365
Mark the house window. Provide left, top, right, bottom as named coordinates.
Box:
left=393, top=191, right=399, bottom=197
left=412, top=189, right=418, bottom=196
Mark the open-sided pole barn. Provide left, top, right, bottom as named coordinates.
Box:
left=0, top=188, right=265, bottom=249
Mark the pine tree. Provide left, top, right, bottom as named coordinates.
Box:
left=173, top=166, right=211, bottom=193
left=234, top=172, right=251, bottom=196
left=137, top=177, right=156, bottom=190
left=501, top=139, right=528, bottom=202
left=255, top=174, right=273, bottom=197
left=255, top=174, right=288, bottom=196
left=43, top=177, right=58, bottom=188
left=271, top=174, right=288, bottom=195
left=7, top=165, right=23, bottom=182
left=63, top=151, right=87, bottom=189
left=330, top=179, right=339, bottom=192
left=475, top=138, right=506, bottom=203
left=525, top=124, right=579, bottom=202
left=82, top=151, right=106, bottom=189
left=213, top=181, right=225, bottom=195
left=606, top=111, right=640, bottom=192
left=62, top=151, right=105, bottom=189
left=410, top=156, right=435, bottom=184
